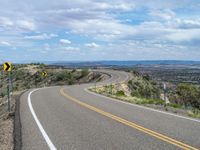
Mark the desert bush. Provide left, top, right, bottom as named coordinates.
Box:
left=0, top=92, right=6, bottom=98
left=81, top=69, right=89, bottom=77
left=116, top=90, right=125, bottom=96
left=128, top=77, right=160, bottom=99
left=175, top=83, right=200, bottom=109
left=136, top=98, right=164, bottom=105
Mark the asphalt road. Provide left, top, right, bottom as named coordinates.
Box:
left=20, top=70, right=200, bottom=150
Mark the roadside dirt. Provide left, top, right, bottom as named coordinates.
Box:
left=0, top=115, right=14, bottom=150
left=0, top=91, right=22, bottom=150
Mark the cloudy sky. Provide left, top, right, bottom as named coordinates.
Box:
left=0, top=0, right=200, bottom=62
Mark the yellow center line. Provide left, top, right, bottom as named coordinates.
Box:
left=60, top=88, right=199, bottom=150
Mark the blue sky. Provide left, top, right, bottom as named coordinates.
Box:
left=0, top=0, right=200, bottom=63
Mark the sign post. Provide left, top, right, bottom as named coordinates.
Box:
left=41, top=71, right=47, bottom=87
left=110, top=84, right=113, bottom=94
left=3, top=62, right=12, bottom=112
left=7, top=83, right=10, bottom=112
left=94, top=80, right=96, bottom=92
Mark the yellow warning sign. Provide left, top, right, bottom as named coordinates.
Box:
left=3, top=62, right=12, bottom=72
left=42, top=71, right=47, bottom=77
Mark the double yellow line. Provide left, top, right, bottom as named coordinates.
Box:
left=60, top=88, right=199, bottom=150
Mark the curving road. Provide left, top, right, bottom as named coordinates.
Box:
left=20, top=69, right=200, bottom=150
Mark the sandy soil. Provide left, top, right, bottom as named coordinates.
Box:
left=0, top=116, right=13, bottom=150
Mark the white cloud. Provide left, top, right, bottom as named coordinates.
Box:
left=0, top=41, right=11, bottom=46
left=85, top=42, right=99, bottom=48
left=149, top=9, right=176, bottom=20
left=165, top=29, right=200, bottom=42
left=60, top=39, right=71, bottom=44
left=68, top=19, right=136, bottom=41
left=114, top=3, right=135, bottom=11
left=0, top=17, right=13, bottom=27
left=175, top=19, right=200, bottom=29
left=16, top=20, right=36, bottom=31
left=0, top=17, right=36, bottom=31
left=24, top=33, right=57, bottom=40
left=93, top=2, right=135, bottom=11
left=49, top=33, right=58, bottom=37
left=64, top=46, right=80, bottom=51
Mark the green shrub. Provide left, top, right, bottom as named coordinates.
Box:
left=55, top=72, right=68, bottom=81
left=137, top=98, right=164, bottom=105
left=176, top=83, right=200, bottom=109
left=116, top=90, right=125, bottom=97
left=188, top=109, right=200, bottom=118
left=169, top=103, right=182, bottom=109
left=81, top=69, right=89, bottom=77
left=128, top=76, right=160, bottom=99
left=0, top=92, right=6, bottom=98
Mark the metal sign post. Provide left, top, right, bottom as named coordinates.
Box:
left=95, top=80, right=97, bottom=92
left=3, top=62, right=12, bottom=112
left=7, top=82, right=10, bottom=112
left=93, top=72, right=96, bottom=92
left=110, top=84, right=113, bottom=95
left=41, top=71, right=47, bottom=87
left=7, top=72, right=11, bottom=112
left=163, top=83, right=166, bottom=102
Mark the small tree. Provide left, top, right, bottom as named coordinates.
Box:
left=176, top=83, right=200, bottom=109
left=81, top=69, right=89, bottom=77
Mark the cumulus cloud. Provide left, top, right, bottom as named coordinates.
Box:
left=0, top=41, right=11, bottom=46
left=92, top=2, right=135, bottom=11
left=175, top=19, right=200, bottom=29
left=24, top=33, right=57, bottom=40
left=0, top=17, right=36, bottom=31
left=16, top=20, right=36, bottom=31
left=165, top=29, right=200, bottom=42
left=0, top=17, right=13, bottom=27
left=68, top=19, right=136, bottom=41
left=60, top=39, right=71, bottom=44
left=64, top=46, right=80, bottom=51
left=149, top=9, right=176, bottom=20
left=85, top=42, right=99, bottom=48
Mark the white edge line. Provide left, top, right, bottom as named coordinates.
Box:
left=28, top=88, right=57, bottom=150
left=85, top=88, right=200, bottom=123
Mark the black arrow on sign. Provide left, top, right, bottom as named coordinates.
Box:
left=42, top=72, right=47, bottom=77
left=5, top=63, right=10, bottom=71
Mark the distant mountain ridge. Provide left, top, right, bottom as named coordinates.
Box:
left=50, top=60, right=200, bottom=67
